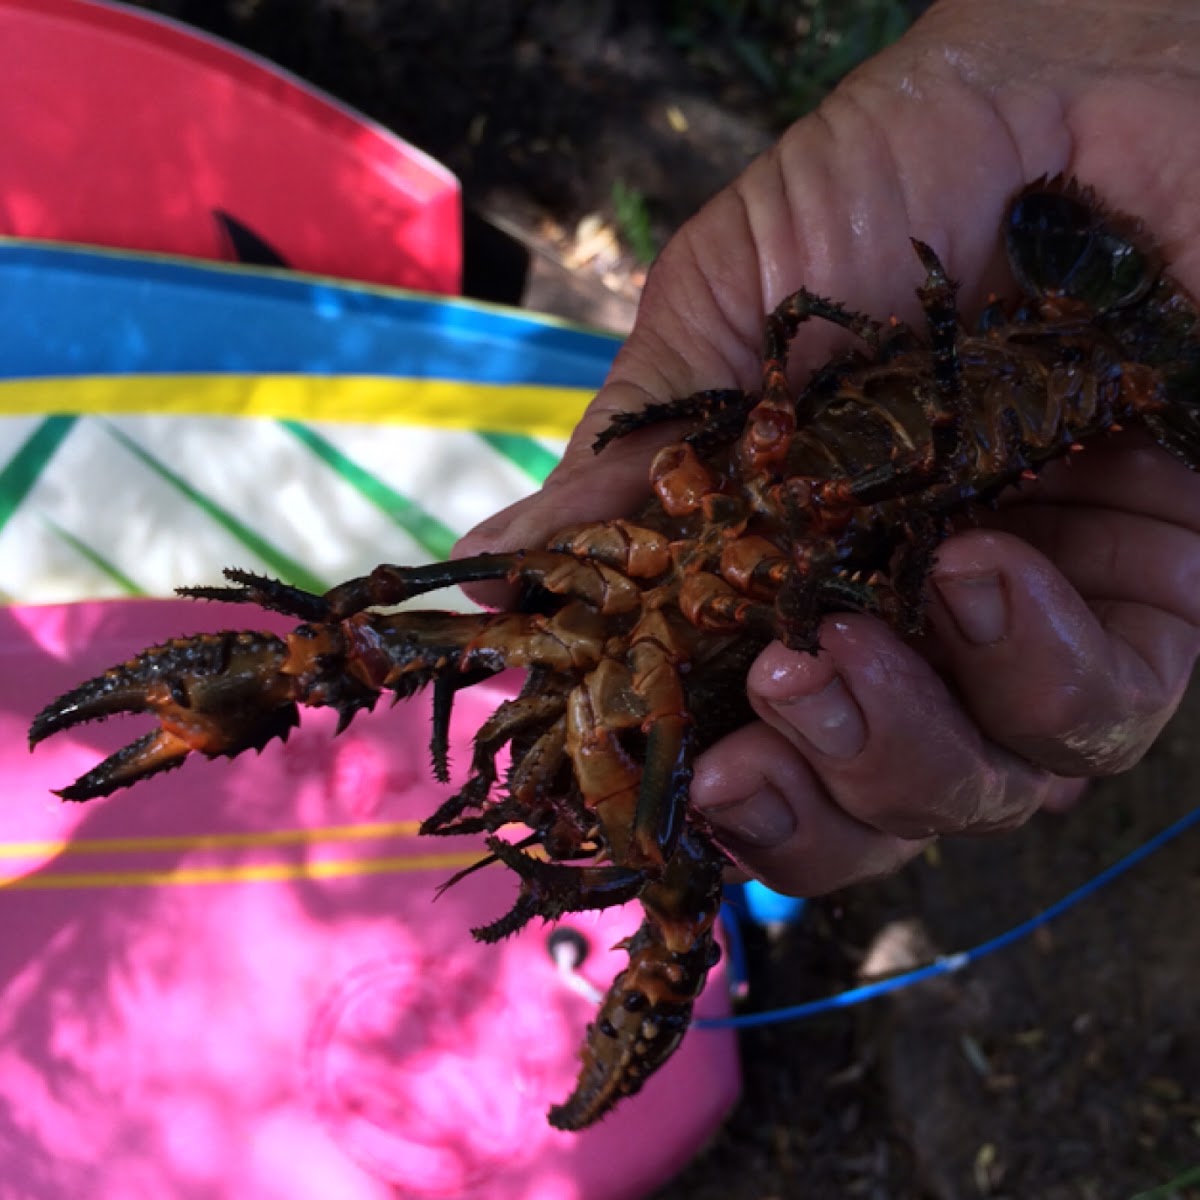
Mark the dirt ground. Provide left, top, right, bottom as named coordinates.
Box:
left=130, top=4, right=1200, bottom=1197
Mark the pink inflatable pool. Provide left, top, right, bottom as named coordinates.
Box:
left=0, top=0, right=460, bottom=291
left=0, top=601, right=738, bottom=1199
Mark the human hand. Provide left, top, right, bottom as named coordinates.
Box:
left=454, top=0, right=1200, bottom=895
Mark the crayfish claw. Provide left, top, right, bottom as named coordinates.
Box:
left=31, top=630, right=302, bottom=799
left=30, top=683, right=122, bottom=746
left=177, top=568, right=331, bottom=622
left=55, top=729, right=197, bottom=801
left=29, top=644, right=199, bottom=745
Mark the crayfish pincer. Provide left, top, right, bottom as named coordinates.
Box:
left=30, top=176, right=1200, bottom=1129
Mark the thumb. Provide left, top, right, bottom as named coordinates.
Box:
left=452, top=378, right=677, bottom=560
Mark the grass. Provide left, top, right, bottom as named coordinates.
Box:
left=611, top=178, right=659, bottom=266
left=669, top=0, right=918, bottom=122
left=1131, top=1164, right=1200, bottom=1200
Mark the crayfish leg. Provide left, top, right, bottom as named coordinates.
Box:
left=563, top=631, right=694, bottom=873
left=428, top=668, right=498, bottom=785
left=178, top=569, right=331, bottom=621
left=469, top=837, right=646, bottom=943
left=739, top=287, right=884, bottom=478
left=321, top=550, right=646, bottom=619
left=591, top=389, right=753, bottom=454
left=627, top=627, right=693, bottom=870
left=420, top=688, right=568, bottom=835
left=911, top=237, right=970, bottom=468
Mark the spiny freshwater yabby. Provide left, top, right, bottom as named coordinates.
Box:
left=31, top=177, right=1200, bottom=1128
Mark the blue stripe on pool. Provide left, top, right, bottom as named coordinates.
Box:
left=0, top=242, right=621, bottom=386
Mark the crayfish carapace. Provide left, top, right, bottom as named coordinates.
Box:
left=31, top=177, right=1200, bottom=1129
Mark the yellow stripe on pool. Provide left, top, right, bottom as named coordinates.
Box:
left=0, top=375, right=594, bottom=439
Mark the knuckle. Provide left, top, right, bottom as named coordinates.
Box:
left=1008, top=676, right=1172, bottom=775
left=1040, top=710, right=1166, bottom=775
left=845, top=756, right=1042, bottom=839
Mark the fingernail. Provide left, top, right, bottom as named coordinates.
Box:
left=703, top=785, right=796, bottom=848
left=935, top=572, right=1008, bottom=645
left=772, top=675, right=866, bottom=759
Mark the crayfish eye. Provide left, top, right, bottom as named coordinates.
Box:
left=1005, top=185, right=1156, bottom=312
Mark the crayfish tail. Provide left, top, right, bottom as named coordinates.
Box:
left=546, top=920, right=721, bottom=1131
left=547, top=829, right=726, bottom=1131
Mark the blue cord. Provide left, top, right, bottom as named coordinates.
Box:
left=718, top=888, right=751, bottom=998
left=697, top=804, right=1200, bottom=1031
